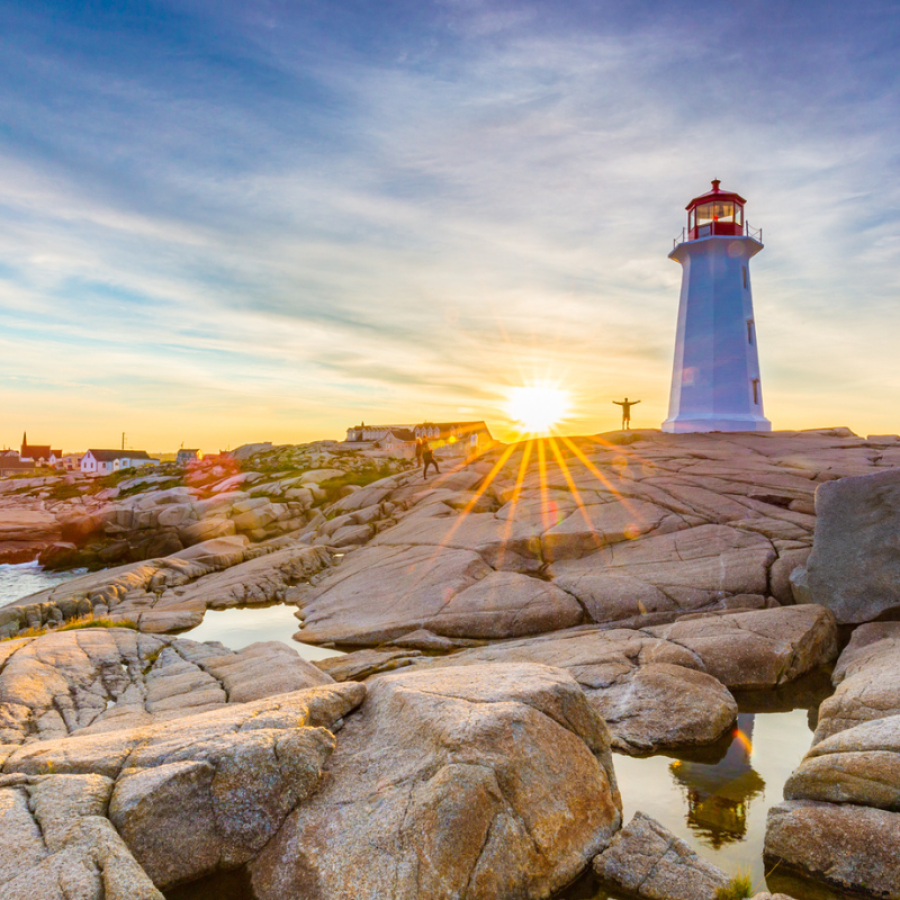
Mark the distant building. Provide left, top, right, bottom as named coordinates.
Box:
left=49, top=452, right=83, bottom=471
left=176, top=449, right=200, bottom=465
left=19, top=432, right=59, bottom=465
left=81, top=449, right=160, bottom=476
left=0, top=449, right=35, bottom=476
left=344, top=421, right=493, bottom=458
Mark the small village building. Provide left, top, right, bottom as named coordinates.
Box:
left=176, top=449, right=200, bottom=465
left=81, top=450, right=160, bottom=476
left=343, top=420, right=493, bottom=459
left=49, top=452, right=83, bottom=471
left=0, top=449, right=35, bottom=476
left=19, top=433, right=59, bottom=465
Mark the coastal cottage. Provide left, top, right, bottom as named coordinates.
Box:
left=176, top=449, right=200, bottom=465
left=81, top=449, right=160, bottom=476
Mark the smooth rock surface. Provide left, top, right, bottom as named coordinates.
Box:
left=806, top=467, right=900, bottom=623
left=765, top=800, right=900, bottom=898
left=249, top=664, right=622, bottom=900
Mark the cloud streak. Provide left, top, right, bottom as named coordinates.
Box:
left=1, top=0, right=899, bottom=450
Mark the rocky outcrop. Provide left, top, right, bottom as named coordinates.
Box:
left=0, top=628, right=333, bottom=746
left=592, top=811, right=730, bottom=900
left=362, top=606, right=836, bottom=754
left=765, top=801, right=900, bottom=898
left=641, top=605, right=838, bottom=691
left=765, top=620, right=900, bottom=897
left=292, top=429, right=892, bottom=646
left=0, top=772, right=163, bottom=900
left=3, top=682, right=366, bottom=890
left=805, top=467, right=900, bottom=623
left=1, top=537, right=331, bottom=639
left=812, top=621, right=900, bottom=743
left=249, top=664, right=622, bottom=900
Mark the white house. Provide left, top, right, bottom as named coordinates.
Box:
left=81, top=450, right=160, bottom=476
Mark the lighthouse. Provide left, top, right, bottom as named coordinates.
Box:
left=662, top=180, right=771, bottom=433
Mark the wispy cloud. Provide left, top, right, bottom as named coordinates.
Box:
left=1, top=0, right=898, bottom=450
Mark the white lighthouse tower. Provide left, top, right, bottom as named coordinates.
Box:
left=662, top=180, right=771, bottom=433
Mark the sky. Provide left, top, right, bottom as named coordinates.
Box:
left=1, top=0, right=898, bottom=452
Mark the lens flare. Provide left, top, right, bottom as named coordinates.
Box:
left=506, top=385, right=570, bottom=434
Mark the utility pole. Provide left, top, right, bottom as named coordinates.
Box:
left=121, top=432, right=126, bottom=450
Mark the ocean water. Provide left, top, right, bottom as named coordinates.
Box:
left=0, top=560, right=86, bottom=607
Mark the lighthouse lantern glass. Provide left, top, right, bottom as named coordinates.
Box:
left=696, top=201, right=735, bottom=226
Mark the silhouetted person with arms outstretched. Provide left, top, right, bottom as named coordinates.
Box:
left=613, top=397, right=641, bottom=430
left=422, top=440, right=440, bottom=479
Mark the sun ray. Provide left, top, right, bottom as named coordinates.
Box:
left=495, top=438, right=534, bottom=569
left=547, top=436, right=608, bottom=555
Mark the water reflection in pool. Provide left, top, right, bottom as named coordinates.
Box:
left=557, top=670, right=851, bottom=900
left=179, top=604, right=344, bottom=663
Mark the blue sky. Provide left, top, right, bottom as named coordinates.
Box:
left=1, top=0, right=898, bottom=451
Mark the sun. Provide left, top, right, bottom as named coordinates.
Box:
left=507, top=385, right=570, bottom=434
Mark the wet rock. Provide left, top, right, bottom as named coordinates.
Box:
left=765, top=800, right=900, bottom=898
left=249, top=664, right=621, bottom=900
left=806, top=468, right=900, bottom=623
left=593, top=811, right=730, bottom=900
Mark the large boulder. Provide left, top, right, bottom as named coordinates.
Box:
left=3, top=684, right=366, bottom=891
left=0, top=773, right=163, bottom=900
left=249, top=664, right=622, bottom=900
left=642, top=605, right=838, bottom=690
left=806, top=468, right=900, bottom=623
left=593, top=811, right=730, bottom=900
left=765, top=800, right=900, bottom=898
left=296, top=544, right=582, bottom=645
left=403, top=628, right=736, bottom=754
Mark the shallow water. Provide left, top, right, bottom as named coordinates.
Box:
left=557, top=671, right=865, bottom=900
left=179, top=603, right=344, bottom=662
left=0, top=560, right=86, bottom=606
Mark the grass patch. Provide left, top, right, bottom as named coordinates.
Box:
left=715, top=871, right=754, bottom=900
left=48, top=482, right=85, bottom=501
left=2, top=615, right=138, bottom=642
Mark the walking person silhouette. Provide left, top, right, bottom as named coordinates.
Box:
left=613, top=397, right=641, bottom=430
left=421, top=440, right=440, bottom=479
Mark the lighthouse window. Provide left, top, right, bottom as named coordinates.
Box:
left=752, top=378, right=760, bottom=405
left=742, top=267, right=748, bottom=289
left=735, top=205, right=743, bottom=226
left=695, top=201, right=735, bottom=225
left=747, top=320, right=754, bottom=344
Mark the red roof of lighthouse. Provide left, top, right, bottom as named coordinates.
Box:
left=685, top=179, right=746, bottom=211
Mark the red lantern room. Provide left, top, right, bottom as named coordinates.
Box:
left=686, top=179, right=746, bottom=240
